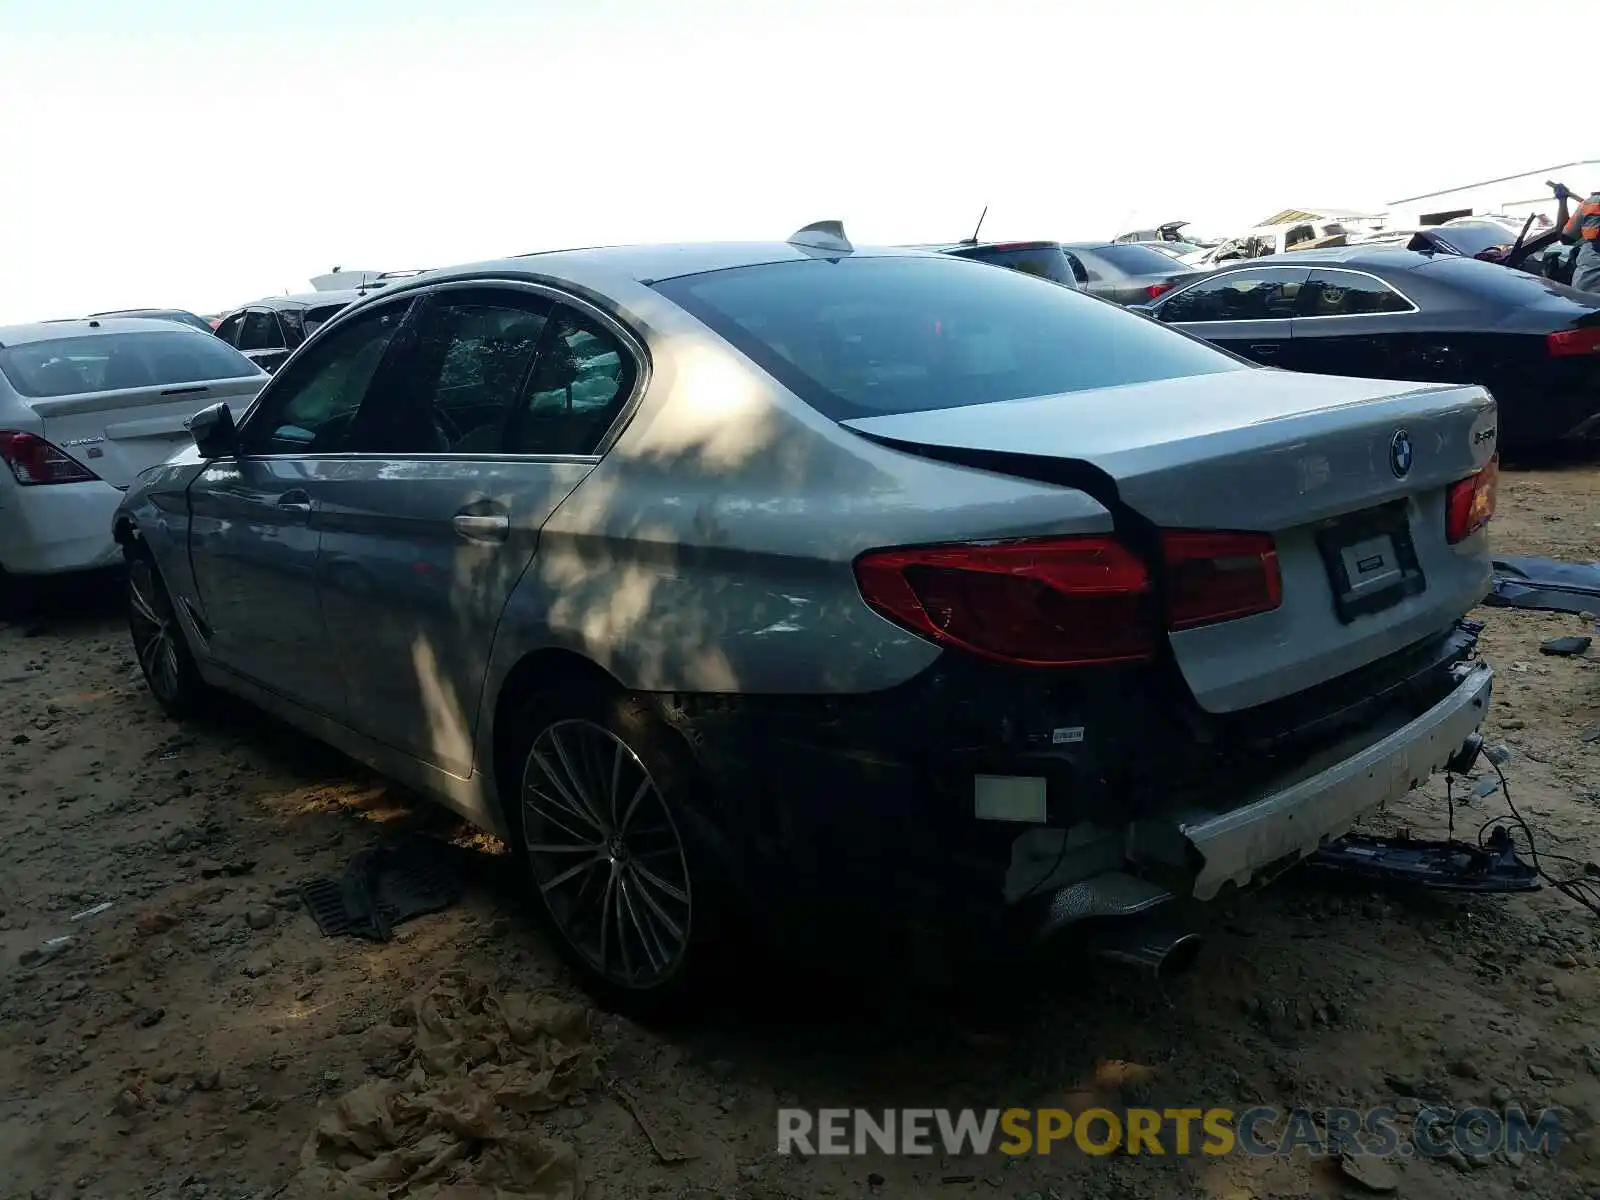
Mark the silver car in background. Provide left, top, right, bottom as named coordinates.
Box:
left=114, top=223, right=1500, bottom=1012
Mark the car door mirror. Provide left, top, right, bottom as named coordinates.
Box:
left=1127, top=301, right=1156, bottom=317
left=187, top=402, right=238, bottom=459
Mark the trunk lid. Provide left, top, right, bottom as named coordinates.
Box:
left=843, top=369, right=1497, bottom=713
left=33, top=376, right=265, bottom=488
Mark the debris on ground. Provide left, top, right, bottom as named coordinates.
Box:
left=1485, top=554, right=1600, bottom=614
left=1541, top=634, right=1593, bottom=657
left=300, top=834, right=469, bottom=941
left=291, top=972, right=595, bottom=1199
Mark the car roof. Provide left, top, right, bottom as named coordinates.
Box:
left=1061, top=241, right=1120, bottom=251
left=1208, top=246, right=1436, bottom=272
left=0, top=316, right=208, bottom=347
left=233, top=289, right=371, bottom=312
left=89, top=307, right=198, bottom=317
left=914, top=239, right=1063, bottom=253
left=331, top=241, right=944, bottom=314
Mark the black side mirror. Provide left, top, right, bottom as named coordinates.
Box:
left=187, top=402, right=238, bottom=459
left=1127, top=301, right=1156, bottom=317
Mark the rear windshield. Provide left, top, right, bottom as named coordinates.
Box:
left=1415, top=254, right=1600, bottom=308
left=302, top=304, right=346, bottom=337
left=0, top=330, right=263, bottom=398
left=651, top=255, right=1245, bottom=421
left=951, top=244, right=1078, bottom=287
left=1086, top=243, right=1193, bottom=275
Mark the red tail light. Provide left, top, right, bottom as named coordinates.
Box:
left=1146, top=282, right=1176, bottom=300
left=854, top=530, right=1282, bottom=667
left=1162, top=531, right=1282, bottom=630
left=1445, top=456, right=1498, bottom=544
left=0, top=431, right=99, bottom=486
left=1547, top=326, right=1600, bottom=357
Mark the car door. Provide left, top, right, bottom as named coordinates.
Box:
left=236, top=308, right=292, bottom=374
left=1289, top=267, right=1428, bottom=381
left=1151, top=266, right=1310, bottom=365
left=315, top=283, right=640, bottom=777
left=186, top=298, right=414, bottom=713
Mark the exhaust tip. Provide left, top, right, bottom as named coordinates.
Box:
left=1089, top=927, right=1205, bottom=981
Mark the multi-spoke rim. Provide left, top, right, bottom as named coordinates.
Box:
left=128, top=560, right=181, bottom=702
left=520, top=718, right=692, bottom=990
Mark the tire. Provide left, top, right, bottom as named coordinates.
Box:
left=503, top=684, right=720, bottom=1017
left=126, top=550, right=208, bottom=718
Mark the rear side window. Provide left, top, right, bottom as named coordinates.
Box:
left=0, top=331, right=262, bottom=398
left=1157, top=269, right=1309, bottom=323
left=652, top=255, right=1244, bottom=421
left=1303, top=271, right=1414, bottom=317
left=1085, top=243, right=1192, bottom=276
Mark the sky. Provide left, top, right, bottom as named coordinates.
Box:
left=0, top=0, right=1583, bottom=323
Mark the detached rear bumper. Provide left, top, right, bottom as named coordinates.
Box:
left=1148, top=659, right=1493, bottom=899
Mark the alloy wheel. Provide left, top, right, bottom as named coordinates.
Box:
left=128, top=560, right=182, bottom=703
left=520, top=718, right=693, bottom=989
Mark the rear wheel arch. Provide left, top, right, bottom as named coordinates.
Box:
left=490, top=649, right=622, bottom=825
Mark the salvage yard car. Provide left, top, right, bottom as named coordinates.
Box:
left=114, top=223, right=1499, bottom=1012
left=213, top=291, right=368, bottom=374
left=1135, top=245, right=1600, bottom=448
left=0, top=318, right=266, bottom=587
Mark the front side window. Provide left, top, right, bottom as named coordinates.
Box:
left=237, top=309, right=286, bottom=352
left=1157, top=269, right=1309, bottom=323
left=652, top=254, right=1245, bottom=421
left=1303, top=271, right=1414, bottom=317
left=215, top=313, right=243, bottom=346
left=0, top=330, right=262, bottom=398
left=240, top=303, right=408, bottom=454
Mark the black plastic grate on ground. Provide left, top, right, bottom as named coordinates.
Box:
left=299, top=835, right=468, bottom=941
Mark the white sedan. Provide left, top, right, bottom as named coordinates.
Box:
left=0, top=317, right=267, bottom=583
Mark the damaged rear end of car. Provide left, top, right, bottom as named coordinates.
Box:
left=645, top=250, right=1499, bottom=975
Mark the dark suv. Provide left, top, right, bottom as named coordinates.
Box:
left=923, top=240, right=1082, bottom=288
left=212, top=291, right=366, bottom=373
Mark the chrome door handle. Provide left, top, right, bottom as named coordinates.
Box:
left=453, top=513, right=510, bottom=543
left=277, top=489, right=311, bottom=515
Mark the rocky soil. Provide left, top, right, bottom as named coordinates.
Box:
left=1, top=459, right=1598, bottom=1200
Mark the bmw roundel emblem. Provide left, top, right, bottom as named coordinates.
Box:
left=1390, top=429, right=1414, bottom=479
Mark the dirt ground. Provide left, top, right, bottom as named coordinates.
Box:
left=2, top=460, right=1598, bottom=1200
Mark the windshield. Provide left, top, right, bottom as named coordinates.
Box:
left=1087, top=243, right=1193, bottom=275
left=651, top=255, right=1245, bottom=421
left=0, top=330, right=263, bottom=398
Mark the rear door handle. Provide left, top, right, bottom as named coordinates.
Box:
left=277, top=489, right=311, bottom=515
left=1250, top=343, right=1281, bottom=357
left=453, top=513, right=510, bottom=543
